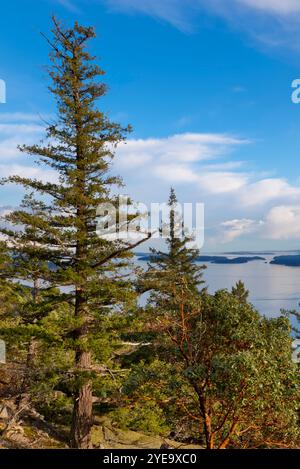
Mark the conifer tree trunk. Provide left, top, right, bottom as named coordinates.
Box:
left=70, top=350, right=92, bottom=448
left=17, top=339, right=37, bottom=409
left=70, top=276, right=92, bottom=448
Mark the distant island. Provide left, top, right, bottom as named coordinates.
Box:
left=224, top=251, right=275, bottom=256
left=270, top=255, right=300, bottom=267
left=136, top=254, right=266, bottom=264
left=197, top=256, right=266, bottom=264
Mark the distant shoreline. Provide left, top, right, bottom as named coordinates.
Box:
left=136, top=254, right=266, bottom=264
left=270, top=255, right=300, bottom=267
left=135, top=252, right=300, bottom=267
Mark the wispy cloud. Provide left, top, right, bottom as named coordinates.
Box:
left=174, top=115, right=193, bottom=129
left=104, top=0, right=300, bottom=18
left=220, top=218, right=262, bottom=243
left=0, top=113, right=57, bottom=182
left=54, top=0, right=81, bottom=14
left=204, top=0, right=300, bottom=51
left=103, top=0, right=197, bottom=32
left=0, top=112, right=52, bottom=123
left=98, top=0, right=300, bottom=50
left=0, top=163, right=57, bottom=183
left=236, top=0, right=300, bottom=15
left=53, top=0, right=300, bottom=50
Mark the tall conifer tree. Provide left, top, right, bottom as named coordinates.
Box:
left=145, top=188, right=206, bottom=314
left=1, top=18, right=148, bottom=448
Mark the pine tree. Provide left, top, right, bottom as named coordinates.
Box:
left=0, top=18, right=148, bottom=448
left=231, top=280, right=249, bottom=304
left=145, top=187, right=206, bottom=314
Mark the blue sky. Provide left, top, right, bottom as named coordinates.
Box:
left=1, top=0, right=300, bottom=251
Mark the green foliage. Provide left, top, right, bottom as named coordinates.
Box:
left=124, top=289, right=300, bottom=448
left=231, top=280, right=249, bottom=304
left=35, top=392, right=73, bottom=426
left=0, top=241, right=28, bottom=319
left=111, top=401, right=170, bottom=436
left=143, top=188, right=206, bottom=311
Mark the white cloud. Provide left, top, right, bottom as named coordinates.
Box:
left=204, top=0, right=300, bottom=51
left=55, top=0, right=81, bottom=13
left=0, top=112, right=52, bottom=123
left=237, top=0, right=300, bottom=15
left=220, top=218, right=262, bottom=242
left=104, top=0, right=300, bottom=19
left=103, top=0, right=196, bottom=32
left=202, top=161, right=244, bottom=171
left=116, top=133, right=300, bottom=205
left=116, top=132, right=249, bottom=190
left=60, top=0, right=300, bottom=41
left=0, top=123, right=43, bottom=135
left=117, top=133, right=245, bottom=167
left=151, top=165, right=248, bottom=192
left=0, top=114, right=57, bottom=182
left=100, top=0, right=300, bottom=50
left=220, top=204, right=300, bottom=243
left=0, top=206, right=13, bottom=218
left=115, top=133, right=251, bottom=197
left=0, top=122, right=44, bottom=161
left=153, top=163, right=200, bottom=183
left=238, top=178, right=300, bottom=207
left=3, top=113, right=300, bottom=245
left=263, top=205, right=300, bottom=240
left=206, top=0, right=300, bottom=50
left=115, top=132, right=300, bottom=245
left=198, top=171, right=248, bottom=193
left=0, top=164, right=57, bottom=183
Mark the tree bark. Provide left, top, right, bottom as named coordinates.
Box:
left=219, top=419, right=238, bottom=449
left=195, top=385, right=214, bottom=449
left=70, top=350, right=93, bottom=449
left=70, top=284, right=93, bottom=448
left=16, top=339, right=37, bottom=410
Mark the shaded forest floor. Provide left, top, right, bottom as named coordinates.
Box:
left=0, top=407, right=201, bottom=449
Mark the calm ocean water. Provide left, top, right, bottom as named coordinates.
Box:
left=202, top=254, right=300, bottom=318
left=137, top=253, right=300, bottom=318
